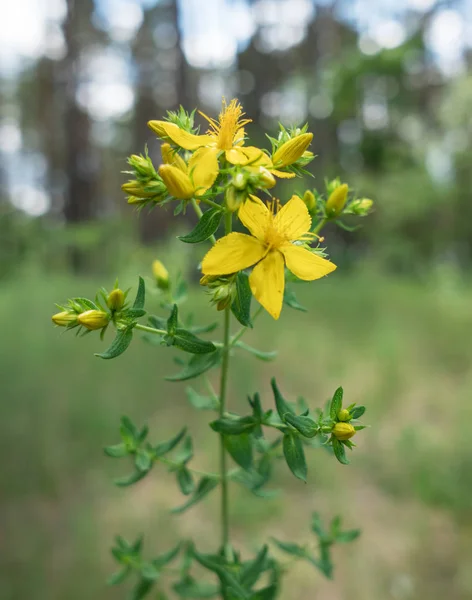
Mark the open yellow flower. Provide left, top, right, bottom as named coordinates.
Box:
left=201, top=195, right=337, bottom=319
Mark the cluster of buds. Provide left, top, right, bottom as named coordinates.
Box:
left=301, top=179, right=374, bottom=222
left=225, top=167, right=276, bottom=212
left=331, top=403, right=366, bottom=443
left=200, top=274, right=236, bottom=311
left=122, top=152, right=167, bottom=207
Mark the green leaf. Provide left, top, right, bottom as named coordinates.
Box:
left=171, top=477, right=219, bottom=514
left=235, top=341, right=277, bottom=362
left=271, top=539, right=307, bottom=559
left=350, top=405, right=366, bottom=419
left=177, top=467, right=195, bottom=495
left=332, top=438, right=349, bottom=465
left=167, top=304, right=179, bottom=335
left=104, top=443, right=128, bottom=458
left=172, top=329, right=216, bottom=354
left=210, top=415, right=257, bottom=435
left=95, top=327, right=133, bottom=359
left=284, top=414, right=318, bottom=438
left=165, top=350, right=221, bottom=381
left=173, top=435, right=194, bottom=465
left=224, top=433, right=253, bottom=470
left=107, top=566, right=131, bottom=585
left=240, top=545, right=269, bottom=588
left=251, top=585, right=278, bottom=600
left=114, top=470, right=148, bottom=487
left=336, top=529, right=361, bottom=543
left=187, top=321, right=218, bottom=334
left=231, top=272, right=252, bottom=327
left=186, top=387, right=219, bottom=411
left=152, top=542, right=182, bottom=568
left=135, top=449, right=153, bottom=472
left=154, top=427, right=186, bottom=457
left=149, top=315, right=167, bottom=330
left=174, top=277, right=188, bottom=303
left=141, top=562, right=160, bottom=580
left=191, top=550, right=250, bottom=600
left=126, top=307, right=147, bottom=319
left=173, top=576, right=220, bottom=598
left=178, top=208, right=223, bottom=243
left=130, top=577, right=155, bottom=600
left=282, top=433, right=307, bottom=482
left=133, top=276, right=146, bottom=310
left=329, top=387, right=344, bottom=420
left=271, top=378, right=295, bottom=420
left=283, top=288, right=307, bottom=312
left=120, top=416, right=139, bottom=445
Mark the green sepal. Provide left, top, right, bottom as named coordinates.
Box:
left=350, top=405, right=365, bottom=419
left=332, top=437, right=349, bottom=465
left=177, top=467, right=195, bottom=495
left=133, top=276, right=146, bottom=310
left=178, top=207, right=222, bottom=243
left=186, top=387, right=219, bottom=411
left=95, top=326, right=133, bottom=359
left=210, top=415, right=258, bottom=435
left=104, top=443, right=128, bottom=458
left=171, top=477, right=219, bottom=514
left=231, top=272, right=252, bottom=327
left=224, top=433, right=253, bottom=470
left=114, top=469, right=148, bottom=487
left=165, top=350, right=221, bottom=381
left=235, top=341, right=277, bottom=361
left=283, top=288, right=307, bottom=312
left=271, top=378, right=295, bottom=420
left=154, top=427, right=187, bottom=457
left=282, top=433, right=307, bottom=482
left=284, top=413, right=318, bottom=438
left=329, top=387, right=343, bottom=420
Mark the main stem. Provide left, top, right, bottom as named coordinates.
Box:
left=219, top=211, right=232, bottom=557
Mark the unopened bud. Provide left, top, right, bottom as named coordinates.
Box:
left=148, top=120, right=167, bottom=138
left=332, top=422, right=356, bottom=441
left=337, top=409, right=351, bottom=422
left=129, top=154, right=155, bottom=178
left=122, top=181, right=163, bottom=199
left=77, top=310, right=110, bottom=331
left=302, top=190, right=316, bottom=211
left=326, top=183, right=348, bottom=217
left=257, top=167, right=276, bottom=189
left=152, top=260, right=169, bottom=290
left=52, top=311, right=78, bottom=327
left=225, top=186, right=246, bottom=212
left=272, top=133, right=313, bottom=168
left=107, top=288, right=125, bottom=311
left=233, top=172, right=247, bottom=190
left=159, top=164, right=194, bottom=199
left=349, top=198, right=373, bottom=215
left=161, top=143, right=187, bottom=172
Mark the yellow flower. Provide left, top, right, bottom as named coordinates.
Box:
left=77, top=310, right=109, bottom=330
left=201, top=195, right=336, bottom=319
left=332, top=422, right=356, bottom=441
left=158, top=142, right=218, bottom=200
left=272, top=133, right=313, bottom=168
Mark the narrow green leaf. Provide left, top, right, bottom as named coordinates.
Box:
left=231, top=272, right=252, bottom=327
left=329, top=387, right=344, bottom=420
left=240, top=545, right=269, bottom=588
left=133, top=276, right=146, bottom=310
left=152, top=542, right=182, bottom=568
left=251, top=585, right=278, bottom=600
left=130, top=577, right=155, bottom=600
left=95, top=327, right=133, bottom=359
left=173, top=329, right=216, bottom=354
left=141, top=562, right=160, bottom=581
left=224, top=433, right=253, bottom=470
left=178, top=208, right=223, bottom=243
left=165, top=350, right=221, bottom=381
left=154, top=427, right=187, bottom=457
left=350, top=405, right=366, bottom=419
left=120, top=416, right=139, bottom=444
left=191, top=550, right=249, bottom=600
left=271, top=538, right=307, bottom=559
left=235, top=341, right=277, bottom=361
left=135, top=449, right=153, bottom=472
left=167, top=304, right=179, bottom=335
left=186, top=387, right=219, bottom=411
left=177, top=467, right=195, bottom=495
left=125, top=307, right=147, bottom=319
left=114, top=470, right=148, bottom=487
left=283, top=288, right=307, bottom=312
left=107, top=566, right=131, bottom=585
left=336, top=529, right=361, bottom=543
left=173, top=435, right=194, bottom=465
left=284, top=414, right=318, bottom=438
left=173, top=576, right=219, bottom=597
left=282, top=433, right=307, bottom=482
left=104, top=443, right=128, bottom=458
left=332, top=438, right=349, bottom=465
left=171, top=477, right=219, bottom=514
left=149, top=315, right=167, bottom=330
left=271, top=378, right=295, bottom=420
left=187, top=321, right=218, bottom=334
left=210, top=415, right=257, bottom=435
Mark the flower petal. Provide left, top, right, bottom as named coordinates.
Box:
left=274, top=194, right=311, bottom=241
left=226, top=147, right=249, bottom=165
left=238, top=195, right=271, bottom=241
left=158, top=121, right=213, bottom=150
left=249, top=250, right=285, bottom=320
left=202, top=233, right=266, bottom=276
left=158, top=164, right=194, bottom=199
left=233, top=127, right=245, bottom=146
left=271, top=169, right=296, bottom=179
left=280, top=244, right=337, bottom=281
left=189, top=147, right=219, bottom=196
left=242, top=146, right=272, bottom=167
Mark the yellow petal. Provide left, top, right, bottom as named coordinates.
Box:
left=158, top=164, right=194, bottom=199
left=189, top=147, right=219, bottom=196
left=271, top=169, right=296, bottom=179
left=280, top=244, right=336, bottom=280
left=151, top=121, right=213, bottom=150
left=272, top=133, right=313, bottom=167
left=233, top=127, right=245, bottom=146
left=161, top=143, right=187, bottom=172
left=238, top=195, right=271, bottom=241
left=226, top=147, right=249, bottom=165
left=274, top=194, right=311, bottom=241
left=202, top=233, right=266, bottom=275
left=249, top=250, right=285, bottom=320
left=243, top=146, right=272, bottom=167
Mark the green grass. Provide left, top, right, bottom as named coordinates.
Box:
left=1, top=265, right=472, bottom=600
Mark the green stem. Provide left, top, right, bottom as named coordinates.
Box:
left=219, top=211, right=233, bottom=557
left=199, top=197, right=222, bottom=210
left=312, top=218, right=327, bottom=236
left=230, top=305, right=264, bottom=347
left=134, top=323, right=166, bottom=335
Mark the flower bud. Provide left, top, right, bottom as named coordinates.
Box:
left=148, top=120, right=167, bottom=138
left=225, top=186, right=246, bottom=212
left=349, top=198, right=373, bottom=215
left=52, top=311, right=78, bottom=327
left=232, top=172, right=247, bottom=190
left=302, top=190, right=316, bottom=211
left=158, top=164, right=194, bottom=199
left=122, top=181, right=163, bottom=199
left=161, top=143, right=187, bottom=172
left=332, top=422, right=356, bottom=441
left=128, top=154, right=155, bottom=178
left=152, top=259, right=170, bottom=290
left=77, top=310, right=110, bottom=331
left=337, top=409, right=351, bottom=422
left=272, top=133, right=313, bottom=168
left=107, top=288, right=125, bottom=311
left=257, top=167, right=276, bottom=189
left=326, top=183, right=348, bottom=217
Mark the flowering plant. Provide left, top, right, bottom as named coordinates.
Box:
left=52, top=99, right=372, bottom=599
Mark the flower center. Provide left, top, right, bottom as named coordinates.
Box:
left=201, top=99, right=252, bottom=151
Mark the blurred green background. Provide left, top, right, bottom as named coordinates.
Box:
left=2, top=0, right=472, bottom=599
